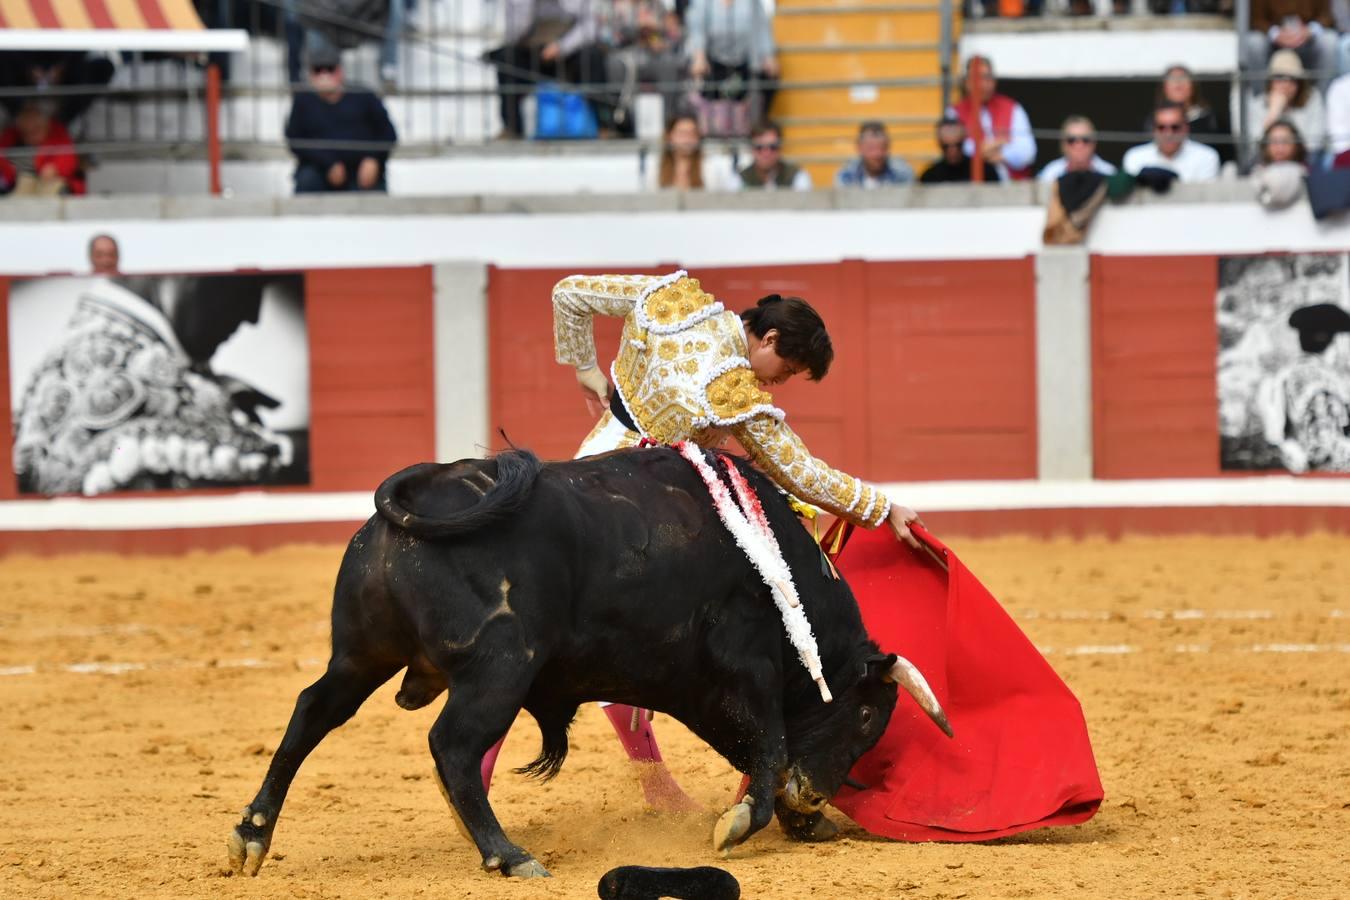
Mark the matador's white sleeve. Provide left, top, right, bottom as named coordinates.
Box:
left=552, top=273, right=663, bottom=369
left=706, top=366, right=890, bottom=528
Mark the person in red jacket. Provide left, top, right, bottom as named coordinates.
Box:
left=0, top=101, right=85, bottom=196
left=947, top=55, right=1036, bottom=181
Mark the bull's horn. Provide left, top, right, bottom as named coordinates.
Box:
left=884, top=656, right=953, bottom=738
left=773, top=580, right=799, bottom=608
left=814, top=676, right=833, bottom=703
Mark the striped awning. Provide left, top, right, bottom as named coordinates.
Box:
left=0, top=0, right=248, bottom=51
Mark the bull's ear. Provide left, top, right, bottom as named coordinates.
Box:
left=861, top=653, right=898, bottom=681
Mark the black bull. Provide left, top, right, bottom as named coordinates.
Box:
left=229, top=447, right=950, bottom=879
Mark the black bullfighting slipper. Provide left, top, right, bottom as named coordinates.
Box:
left=597, top=865, right=741, bottom=900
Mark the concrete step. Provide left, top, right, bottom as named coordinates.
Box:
left=775, top=7, right=944, bottom=46
left=773, top=83, right=943, bottom=120
left=780, top=45, right=945, bottom=80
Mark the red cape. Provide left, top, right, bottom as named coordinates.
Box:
left=829, top=524, right=1103, bottom=841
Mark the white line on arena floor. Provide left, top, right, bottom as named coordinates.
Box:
left=3, top=646, right=1350, bottom=678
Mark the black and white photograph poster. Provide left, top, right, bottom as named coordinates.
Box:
left=1217, top=253, right=1350, bottom=473
left=8, top=272, right=310, bottom=496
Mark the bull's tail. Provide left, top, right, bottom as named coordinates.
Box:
left=374, top=450, right=543, bottom=539
left=515, top=702, right=578, bottom=782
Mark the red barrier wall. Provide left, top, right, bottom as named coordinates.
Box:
left=1091, top=255, right=1220, bottom=479
left=488, top=259, right=1039, bottom=481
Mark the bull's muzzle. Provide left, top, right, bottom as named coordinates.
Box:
left=782, top=769, right=829, bottom=814
left=885, top=656, right=954, bottom=738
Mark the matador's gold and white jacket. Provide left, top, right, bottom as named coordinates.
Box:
left=553, top=270, right=890, bottom=528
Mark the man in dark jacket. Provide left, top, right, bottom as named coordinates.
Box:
left=920, top=117, right=1001, bottom=184
left=284, top=46, right=398, bottom=194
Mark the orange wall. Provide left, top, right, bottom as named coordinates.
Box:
left=488, top=259, right=1039, bottom=481
left=1091, top=255, right=1220, bottom=479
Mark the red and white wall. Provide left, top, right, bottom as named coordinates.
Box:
left=1, top=196, right=1348, bottom=553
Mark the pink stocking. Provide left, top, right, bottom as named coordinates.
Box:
left=480, top=736, right=505, bottom=793
left=603, top=704, right=701, bottom=812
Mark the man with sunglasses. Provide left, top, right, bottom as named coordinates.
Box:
left=1122, top=102, right=1220, bottom=182
left=919, top=117, right=999, bottom=184
left=284, top=46, right=398, bottom=194
left=730, top=120, right=813, bottom=191
left=1036, top=116, right=1116, bottom=183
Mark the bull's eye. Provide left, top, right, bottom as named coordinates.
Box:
left=859, top=706, right=875, bottom=733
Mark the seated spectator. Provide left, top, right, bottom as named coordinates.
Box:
left=605, top=0, right=686, bottom=134
left=0, top=101, right=85, bottom=197
left=646, top=112, right=729, bottom=189
left=834, top=121, right=914, bottom=188
left=486, top=0, right=614, bottom=139
left=1123, top=102, right=1221, bottom=182
left=920, top=118, right=1000, bottom=183
left=89, top=234, right=121, bottom=275
left=1037, top=116, right=1117, bottom=183
left=1233, top=50, right=1326, bottom=161
left=687, top=0, right=778, bottom=128
left=1241, top=0, right=1337, bottom=88
left=1151, top=64, right=1223, bottom=148
left=947, top=55, right=1035, bottom=180
left=1261, top=119, right=1310, bottom=167
left=729, top=120, right=811, bottom=190
left=284, top=48, right=397, bottom=194
left=0, top=51, right=115, bottom=126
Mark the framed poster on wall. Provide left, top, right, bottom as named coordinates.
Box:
left=8, top=273, right=310, bottom=496
left=1217, top=253, right=1350, bottom=473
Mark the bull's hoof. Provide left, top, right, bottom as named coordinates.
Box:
left=712, top=800, right=753, bottom=856
left=227, top=805, right=274, bottom=876
left=506, top=858, right=551, bottom=878
left=778, top=809, right=839, bottom=843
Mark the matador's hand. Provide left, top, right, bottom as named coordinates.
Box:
left=576, top=365, right=611, bottom=418
left=887, top=504, right=924, bottom=550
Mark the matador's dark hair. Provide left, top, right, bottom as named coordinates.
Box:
left=740, top=294, right=834, bottom=381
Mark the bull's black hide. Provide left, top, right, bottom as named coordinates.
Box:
left=230, top=446, right=906, bottom=880
left=598, top=864, right=741, bottom=900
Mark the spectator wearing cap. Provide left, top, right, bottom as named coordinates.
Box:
left=1037, top=116, right=1117, bottom=183
left=284, top=47, right=398, bottom=194
left=834, top=121, right=914, bottom=188
left=729, top=121, right=812, bottom=190
left=1234, top=49, right=1326, bottom=161
left=919, top=117, right=1000, bottom=183
left=947, top=55, right=1036, bottom=181
left=1123, top=102, right=1221, bottom=182
left=1241, top=0, right=1338, bottom=88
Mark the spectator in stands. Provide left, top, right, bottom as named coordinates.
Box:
left=284, top=47, right=398, bottom=194
left=1037, top=116, right=1117, bottom=183
left=487, top=0, right=614, bottom=140
left=606, top=0, right=687, bottom=135
left=1152, top=65, right=1222, bottom=148
left=1234, top=50, right=1327, bottom=161
left=1325, top=68, right=1350, bottom=165
left=647, top=112, right=729, bottom=189
left=947, top=56, right=1036, bottom=181
left=687, top=0, right=779, bottom=124
left=919, top=117, right=1000, bottom=183
left=1261, top=119, right=1310, bottom=166
left=0, top=101, right=84, bottom=197
left=0, top=51, right=115, bottom=126
left=1241, top=0, right=1337, bottom=87
left=834, top=121, right=914, bottom=188
left=89, top=234, right=121, bottom=276
left=1123, top=101, right=1221, bottom=182
left=729, top=120, right=811, bottom=190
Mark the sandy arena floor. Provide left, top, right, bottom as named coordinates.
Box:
left=1, top=534, right=1348, bottom=899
